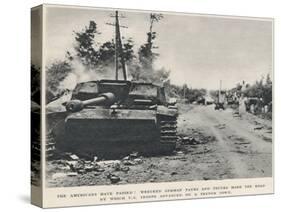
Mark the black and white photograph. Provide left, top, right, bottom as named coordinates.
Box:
left=38, top=6, right=273, bottom=188
left=31, top=7, right=42, bottom=187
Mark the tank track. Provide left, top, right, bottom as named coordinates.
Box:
left=31, top=138, right=41, bottom=161
left=46, top=130, right=56, bottom=159
left=160, top=118, right=178, bottom=144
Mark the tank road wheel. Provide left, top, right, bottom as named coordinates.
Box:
left=159, top=117, right=178, bottom=153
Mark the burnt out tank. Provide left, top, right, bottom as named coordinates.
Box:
left=46, top=79, right=178, bottom=159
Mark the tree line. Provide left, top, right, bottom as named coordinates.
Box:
left=45, top=13, right=170, bottom=100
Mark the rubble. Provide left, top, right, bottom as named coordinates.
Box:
left=94, top=167, right=105, bottom=172
left=46, top=102, right=272, bottom=188
left=48, top=151, right=144, bottom=183
left=120, top=166, right=130, bottom=172
left=67, top=172, right=78, bottom=177
left=234, top=141, right=250, bottom=145
left=52, top=173, right=67, bottom=179
left=121, top=152, right=143, bottom=165
left=97, top=160, right=121, bottom=167
left=191, top=147, right=212, bottom=155
left=123, top=160, right=136, bottom=166
left=67, top=154, right=79, bottom=160
left=176, top=151, right=184, bottom=156
left=77, top=169, right=86, bottom=174
left=122, top=156, right=130, bottom=160
left=215, top=124, right=226, bottom=129
left=70, top=160, right=84, bottom=171
left=133, top=158, right=143, bottom=164
left=148, top=164, right=157, bottom=169
left=66, top=160, right=78, bottom=167
left=182, top=136, right=201, bottom=145
left=234, top=150, right=248, bottom=154
left=84, top=164, right=95, bottom=172
left=107, top=174, right=120, bottom=184
left=129, top=152, right=139, bottom=159
left=254, top=126, right=263, bottom=130
left=233, top=111, right=241, bottom=117
left=149, top=176, right=157, bottom=182
left=262, top=136, right=272, bottom=142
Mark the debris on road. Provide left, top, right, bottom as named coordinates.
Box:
left=234, top=141, right=250, bottom=145
left=97, top=160, right=121, bottom=167
left=67, top=172, right=78, bottom=177
left=228, top=135, right=245, bottom=142
left=234, top=150, right=248, bottom=154
left=123, top=160, right=136, bottom=166
left=120, top=166, right=130, bottom=172
left=254, top=126, right=263, bottom=130
left=133, top=158, right=143, bottom=164
left=233, top=111, right=241, bottom=117
left=52, top=173, right=67, bottom=179
left=66, top=160, right=78, bottom=167
left=191, top=147, right=212, bottom=155
left=215, top=124, right=226, bottom=129
left=84, top=164, right=95, bottom=172
left=107, top=174, right=120, bottom=184
left=262, top=136, right=272, bottom=142
left=122, top=152, right=143, bottom=166
left=176, top=151, right=184, bottom=156
left=149, top=176, right=157, bottom=182
left=46, top=103, right=272, bottom=187
left=129, top=152, right=139, bottom=159
left=67, top=154, right=79, bottom=160
left=182, top=136, right=201, bottom=145
left=94, top=167, right=105, bottom=172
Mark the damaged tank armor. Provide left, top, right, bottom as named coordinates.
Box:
left=46, top=80, right=178, bottom=158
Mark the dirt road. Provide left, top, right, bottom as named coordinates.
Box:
left=47, top=104, right=272, bottom=187
left=177, top=104, right=272, bottom=180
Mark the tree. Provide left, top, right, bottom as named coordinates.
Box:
left=97, top=38, right=135, bottom=66
left=242, top=74, right=272, bottom=105
left=73, top=21, right=100, bottom=69
left=122, top=38, right=135, bottom=62
left=263, top=73, right=272, bottom=104
left=46, top=60, right=72, bottom=95
left=72, top=20, right=136, bottom=77
left=138, top=13, right=163, bottom=70
left=129, top=13, right=169, bottom=84
left=97, top=40, right=116, bottom=65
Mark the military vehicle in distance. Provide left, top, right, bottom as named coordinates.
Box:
left=47, top=80, right=178, bottom=159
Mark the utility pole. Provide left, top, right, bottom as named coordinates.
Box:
left=106, top=11, right=128, bottom=80
left=219, top=80, right=222, bottom=103
left=114, top=11, right=119, bottom=80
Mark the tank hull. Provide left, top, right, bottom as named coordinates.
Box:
left=46, top=80, right=178, bottom=159
left=54, top=108, right=175, bottom=158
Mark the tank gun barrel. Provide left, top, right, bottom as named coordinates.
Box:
left=65, top=92, right=115, bottom=112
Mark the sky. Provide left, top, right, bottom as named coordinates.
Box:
left=31, top=8, right=42, bottom=68
left=44, top=5, right=273, bottom=90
